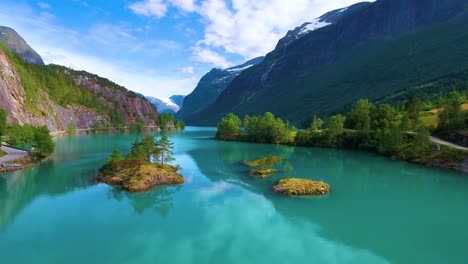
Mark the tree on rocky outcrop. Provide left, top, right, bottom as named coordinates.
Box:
left=157, top=135, right=175, bottom=165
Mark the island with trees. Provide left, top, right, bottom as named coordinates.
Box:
left=96, top=134, right=184, bottom=192
left=216, top=92, right=468, bottom=173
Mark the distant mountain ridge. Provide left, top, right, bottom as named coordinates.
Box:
left=176, top=56, right=264, bottom=120
left=0, top=26, right=44, bottom=65
left=182, top=0, right=468, bottom=126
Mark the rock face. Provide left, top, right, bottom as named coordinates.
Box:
left=0, top=26, right=44, bottom=65
left=184, top=0, right=468, bottom=125
left=177, top=57, right=264, bottom=121
left=273, top=178, right=330, bottom=196
left=0, top=48, right=158, bottom=132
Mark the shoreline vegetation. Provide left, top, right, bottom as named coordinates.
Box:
left=96, top=135, right=184, bottom=192
left=216, top=93, right=468, bottom=174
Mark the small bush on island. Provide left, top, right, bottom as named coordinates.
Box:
left=242, top=156, right=283, bottom=167
left=273, top=178, right=330, bottom=196
left=97, top=134, right=184, bottom=192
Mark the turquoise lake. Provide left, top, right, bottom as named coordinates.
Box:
left=1, top=127, right=467, bottom=264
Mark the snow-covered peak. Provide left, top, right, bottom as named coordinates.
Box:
left=298, top=18, right=332, bottom=35
left=160, top=97, right=179, bottom=108
left=227, top=63, right=254, bottom=72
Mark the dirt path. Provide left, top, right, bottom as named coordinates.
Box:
left=0, top=146, right=29, bottom=163
left=429, top=136, right=468, bottom=151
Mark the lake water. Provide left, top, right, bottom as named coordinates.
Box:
left=1, top=127, right=467, bottom=264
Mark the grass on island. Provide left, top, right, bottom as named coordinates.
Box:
left=0, top=149, right=6, bottom=158
left=249, top=168, right=278, bottom=178
left=273, top=178, right=330, bottom=196
left=97, top=160, right=184, bottom=192
left=242, top=156, right=283, bottom=167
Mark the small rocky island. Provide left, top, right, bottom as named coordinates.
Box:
left=96, top=135, right=184, bottom=192
left=242, top=156, right=282, bottom=178
left=273, top=178, right=330, bottom=196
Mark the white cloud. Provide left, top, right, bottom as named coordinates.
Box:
left=130, top=0, right=370, bottom=67
left=129, top=0, right=167, bottom=18
left=191, top=46, right=232, bottom=68
left=180, top=66, right=195, bottom=75
left=0, top=2, right=196, bottom=98
left=37, top=2, right=51, bottom=9
left=169, top=0, right=197, bottom=12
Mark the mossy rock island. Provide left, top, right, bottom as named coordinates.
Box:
left=96, top=134, right=184, bottom=192
left=249, top=168, right=278, bottom=178
left=242, top=156, right=283, bottom=167
left=273, top=178, right=330, bottom=196
left=97, top=160, right=184, bottom=192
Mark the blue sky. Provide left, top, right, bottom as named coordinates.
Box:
left=0, top=0, right=367, bottom=98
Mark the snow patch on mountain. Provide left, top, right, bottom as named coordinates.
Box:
left=298, top=18, right=332, bottom=35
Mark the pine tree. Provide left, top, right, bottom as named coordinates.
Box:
left=157, top=135, right=175, bottom=165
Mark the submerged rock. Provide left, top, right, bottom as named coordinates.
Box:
left=273, top=178, right=330, bottom=196
left=249, top=168, right=278, bottom=178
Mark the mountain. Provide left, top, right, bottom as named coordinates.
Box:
left=169, top=95, right=185, bottom=108
left=0, top=41, right=158, bottom=132
left=0, top=26, right=44, bottom=65
left=177, top=56, right=264, bottom=120
left=146, top=95, right=185, bottom=115
left=184, top=0, right=468, bottom=126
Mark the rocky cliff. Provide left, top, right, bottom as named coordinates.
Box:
left=0, top=46, right=158, bottom=132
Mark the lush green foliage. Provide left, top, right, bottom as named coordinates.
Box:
left=5, top=124, right=36, bottom=145
left=156, top=135, right=175, bottom=165
left=216, top=113, right=241, bottom=140
left=67, top=123, right=76, bottom=135
left=4, top=123, right=55, bottom=157
left=33, top=126, right=55, bottom=157
left=124, top=134, right=175, bottom=165
left=217, top=94, right=467, bottom=163
left=159, top=113, right=185, bottom=131
left=0, top=109, right=6, bottom=139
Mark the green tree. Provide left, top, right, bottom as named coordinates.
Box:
left=34, top=126, right=55, bottom=157
left=107, top=149, right=124, bottom=164
left=347, top=99, right=373, bottom=131
left=127, top=138, right=146, bottom=161
left=0, top=109, right=6, bottom=139
left=67, top=123, right=76, bottom=135
left=141, top=135, right=160, bottom=162
left=326, top=114, right=346, bottom=145
left=405, top=95, right=422, bottom=121
left=438, top=93, right=465, bottom=131
left=217, top=113, right=241, bottom=140
left=159, top=113, right=175, bottom=130
left=309, top=116, right=324, bottom=132
left=157, top=135, right=175, bottom=165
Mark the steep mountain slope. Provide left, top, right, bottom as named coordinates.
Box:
left=146, top=95, right=185, bottom=114
left=177, top=57, right=264, bottom=120
left=186, top=0, right=468, bottom=126
left=0, top=44, right=158, bottom=131
left=169, top=95, right=185, bottom=108
left=0, top=26, right=44, bottom=65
